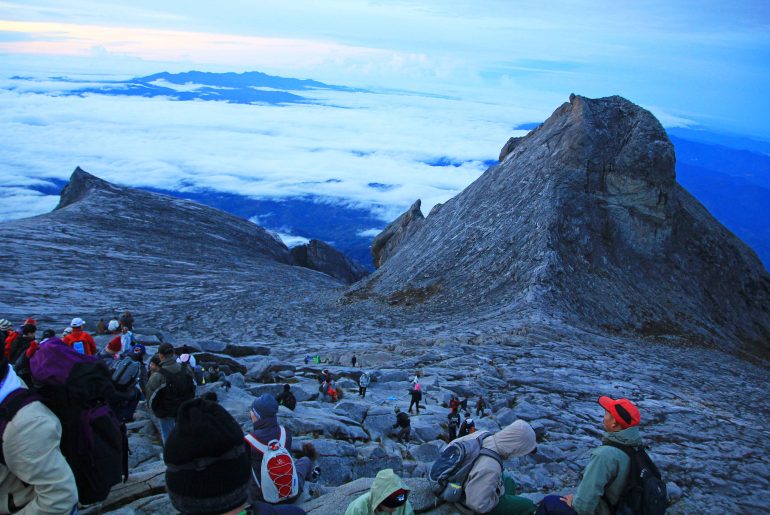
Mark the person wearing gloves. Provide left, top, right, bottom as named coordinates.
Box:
left=453, top=419, right=538, bottom=515
left=344, top=468, right=414, bottom=515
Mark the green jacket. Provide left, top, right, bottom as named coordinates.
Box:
left=572, top=427, right=642, bottom=515
left=344, top=469, right=415, bottom=515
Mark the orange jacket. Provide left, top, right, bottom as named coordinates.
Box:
left=62, top=329, right=97, bottom=356
left=3, top=330, right=19, bottom=358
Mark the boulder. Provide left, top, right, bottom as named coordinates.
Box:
left=291, top=239, right=369, bottom=284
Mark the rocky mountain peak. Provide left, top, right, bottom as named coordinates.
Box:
left=349, top=94, right=770, bottom=359
left=56, top=166, right=121, bottom=210
left=371, top=199, right=425, bottom=268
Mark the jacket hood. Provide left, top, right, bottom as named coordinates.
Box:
left=604, top=426, right=642, bottom=446
left=486, top=419, right=536, bottom=458
left=369, top=468, right=410, bottom=510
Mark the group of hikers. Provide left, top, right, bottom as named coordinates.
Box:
left=0, top=315, right=666, bottom=515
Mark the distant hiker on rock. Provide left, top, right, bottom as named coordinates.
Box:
left=351, top=355, right=357, bottom=367
left=119, top=310, right=134, bottom=331
left=304, top=354, right=310, bottom=365
left=449, top=395, right=461, bottom=414
left=245, top=394, right=317, bottom=506
left=319, top=369, right=332, bottom=385
left=560, top=396, right=667, bottom=515
left=130, top=343, right=148, bottom=395
left=164, top=397, right=305, bottom=515
left=205, top=364, right=232, bottom=391
left=108, top=319, right=120, bottom=333
left=431, top=419, right=538, bottom=514
left=392, top=407, right=411, bottom=443
left=447, top=410, right=461, bottom=442
left=0, top=355, right=79, bottom=513
left=97, top=335, right=123, bottom=364
left=276, top=383, right=297, bottom=410
left=7, top=322, right=35, bottom=365
left=359, top=371, right=371, bottom=398
left=177, top=344, right=197, bottom=368
left=146, top=343, right=196, bottom=443
left=408, top=385, right=422, bottom=415
left=119, top=324, right=135, bottom=353
left=345, top=468, right=414, bottom=515
left=62, top=317, right=97, bottom=355
left=476, top=395, right=487, bottom=418
left=458, top=415, right=476, bottom=437
left=96, top=318, right=107, bottom=335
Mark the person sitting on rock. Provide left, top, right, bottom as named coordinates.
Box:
left=164, top=397, right=305, bottom=515
left=344, top=468, right=414, bottom=515
left=452, top=419, right=538, bottom=515
left=95, top=318, right=107, bottom=335
left=275, top=383, right=297, bottom=410
left=119, top=310, right=134, bottom=331
left=392, top=407, right=411, bottom=443
left=561, top=397, right=643, bottom=515
left=245, top=394, right=317, bottom=506
left=206, top=364, right=232, bottom=391
left=458, top=415, right=476, bottom=437
left=447, top=410, right=461, bottom=442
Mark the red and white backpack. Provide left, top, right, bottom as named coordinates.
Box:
left=244, top=426, right=299, bottom=503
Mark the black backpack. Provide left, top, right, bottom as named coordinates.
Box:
left=1, top=345, right=126, bottom=505
left=603, top=441, right=668, bottom=515
left=152, top=367, right=196, bottom=418
left=108, top=356, right=141, bottom=390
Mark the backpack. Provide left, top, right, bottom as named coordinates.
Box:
left=428, top=431, right=502, bottom=503
left=359, top=372, right=370, bottom=387
left=244, top=427, right=299, bottom=503
left=109, top=356, right=141, bottom=389
left=152, top=367, right=196, bottom=418
left=279, top=391, right=297, bottom=410
left=603, top=441, right=668, bottom=515
left=7, top=335, right=31, bottom=364
left=21, top=343, right=125, bottom=504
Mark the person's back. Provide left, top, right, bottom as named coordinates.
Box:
left=146, top=343, right=195, bottom=443
left=0, top=359, right=78, bottom=513
left=62, top=318, right=97, bottom=356
left=276, top=384, right=297, bottom=410
left=453, top=419, right=537, bottom=515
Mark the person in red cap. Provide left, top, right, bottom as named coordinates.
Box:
left=562, top=396, right=643, bottom=515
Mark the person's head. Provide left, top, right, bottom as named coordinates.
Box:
left=149, top=355, right=161, bottom=371
left=283, top=383, right=291, bottom=392
left=105, top=337, right=122, bottom=355
left=370, top=469, right=410, bottom=513
left=70, top=317, right=85, bottom=329
left=158, top=342, right=175, bottom=359
left=42, top=328, right=56, bottom=340
left=0, top=319, right=12, bottom=332
left=598, top=396, right=641, bottom=432
left=394, top=407, right=401, bottom=414
left=164, top=398, right=251, bottom=514
left=121, top=325, right=129, bottom=334
left=62, top=327, right=72, bottom=336
left=493, top=420, right=537, bottom=459
left=249, top=394, right=278, bottom=423
left=21, top=323, right=36, bottom=336
left=179, top=353, right=191, bottom=364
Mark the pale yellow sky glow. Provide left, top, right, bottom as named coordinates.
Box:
left=0, top=20, right=398, bottom=68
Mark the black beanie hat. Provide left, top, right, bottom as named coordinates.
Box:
left=164, top=398, right=250, bottom=515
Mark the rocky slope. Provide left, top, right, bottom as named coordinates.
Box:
left=350, top=95, right=770, bottom=360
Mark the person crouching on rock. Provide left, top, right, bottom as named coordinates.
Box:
left=245, top=394, right=318, bottom=506
left=392, top=407, right=411, bottom=443
left=164, top=397, right=305, bottom=515
left=344, top=468, right=414, bottom=515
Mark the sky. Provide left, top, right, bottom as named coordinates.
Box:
left=1, top=0, right=769, bottom=233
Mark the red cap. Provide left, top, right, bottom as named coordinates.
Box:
left=599, top=396, right=640, bottom=429
left=24, top=317, right=37, bottom=326
left=106, top=336, right=122, bottom=354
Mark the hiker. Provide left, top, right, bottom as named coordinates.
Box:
left=449, top=395, right=461, bottom=414
left=345, top=468, right=414, bottom=515
left=351, top=355, right=357, bottom=367
left=460, top=397, right=469, bottom=412
left=392, top=407, right=411, bottom=443
left=276, top=383, right=297, bottom=410
left=119, top=310, right=134, bottom=331
left=7, top=322, right=36, bottom=365
left=319, top=369, right=332, bottom=385
left=108, top=319, right=120, bottom=333
left=96, top=318, right=107, bottom=335
left=447, top=410, right=461, bottom=441
left=458, top=415, right=476, bottom=437
left=408, top=385, right=422, bottom=414
left=476, top=396, right=487, bottom=418
left=62, top=317, right=97, bottom=355
left=359, top=371, right=371, bottom=398
left=177, top=345, right=197, bottom=368
left=0, top=319, right=13, bottom=349
left=245, top=394, right=318, bottom=505
left=0, top=355, right=79, bottom=513
left=438, top=419, right=538, bottom=514
left=561, top=397, right=659, bottom=515
left=320, top=380, right=338, bottom=403
left=119, top=325, right=135, bottom=352
left=107, top=350, right=142, bottom=423
left=130, top=343, right=148, bottom=395
left=304, top=354, right=310, bottom=365
left=146, top=343, right=196, bottom=443
left=164, top=397, right=306, bottom=515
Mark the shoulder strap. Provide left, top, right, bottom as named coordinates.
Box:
left=602, top=440, right=639, bottom=457
left=278, top=426, right=286, bottom=447
left=245, top=433, right=268, bottom=454
left=476, top=433, right=503, bottom=469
